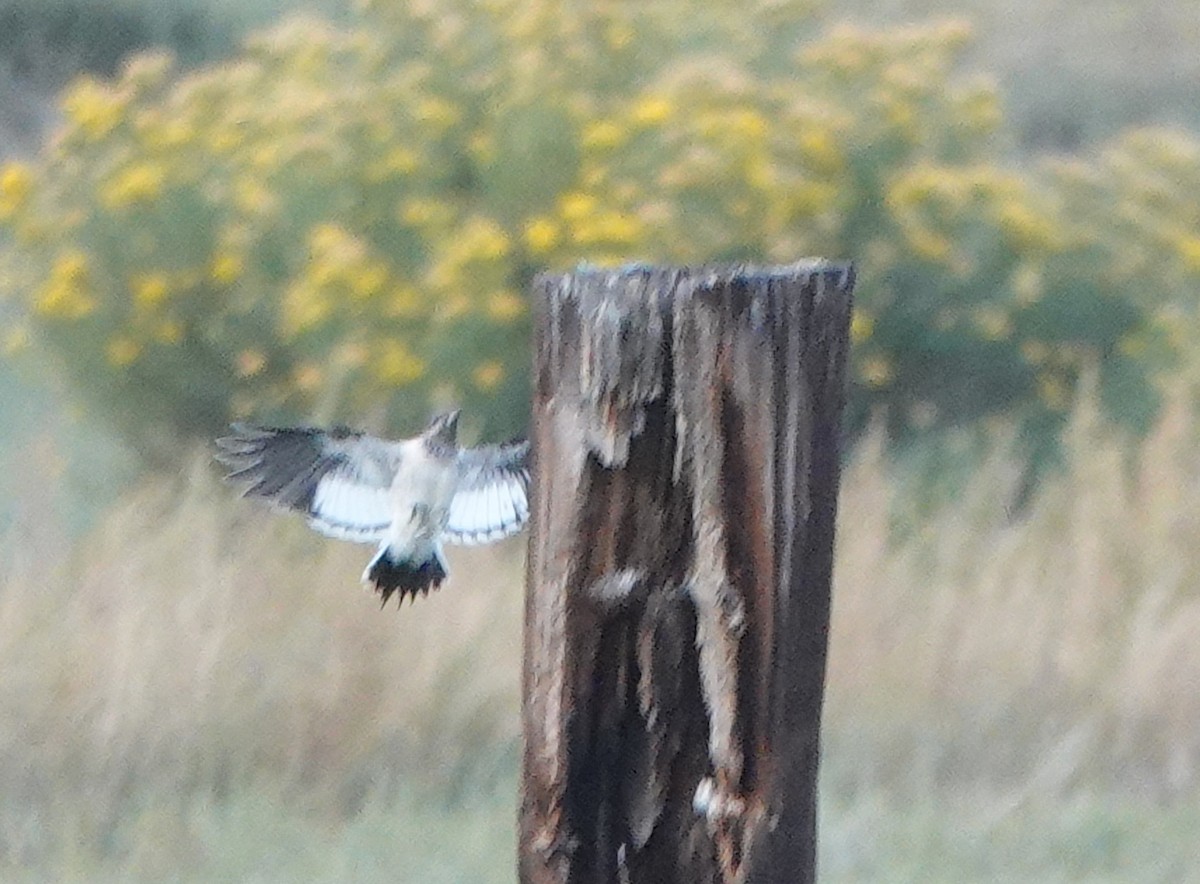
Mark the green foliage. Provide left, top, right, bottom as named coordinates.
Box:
left=0, top=0, right=351, bottom=87
left=0, top=0, right=219, bottom=85
left=0, top=2, right=1196, bottom=463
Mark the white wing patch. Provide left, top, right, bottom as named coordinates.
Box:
left=309, top=474, right=393, bottom=542
left=444, top=472, right=529, bottom=545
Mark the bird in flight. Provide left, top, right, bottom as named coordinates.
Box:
left=215, top=411, right=530, bottom=607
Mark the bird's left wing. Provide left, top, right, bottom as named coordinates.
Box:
left=215, top=424, right=397, bottom=543
left=444, top=440, right=530, bottom=545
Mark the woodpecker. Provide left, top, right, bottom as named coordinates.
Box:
left=216, top=411, right=529, bottom=607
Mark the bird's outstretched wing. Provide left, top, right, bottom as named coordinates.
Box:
left=215, top=424, right=396, bottom=543
left=445, top=440, right=530, bottom=545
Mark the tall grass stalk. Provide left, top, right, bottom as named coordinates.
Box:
left=1, top=390, right=1198, bottom=877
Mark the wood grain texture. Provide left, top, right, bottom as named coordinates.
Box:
left=520, top=263, right=854, bottom=884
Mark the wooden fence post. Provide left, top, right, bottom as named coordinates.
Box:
left=519, top=262, right=854, bottom=884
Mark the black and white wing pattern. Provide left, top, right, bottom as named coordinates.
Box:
left=215, top=424, right=397, bottom=543
left=444, top=440, right=530, bottom=545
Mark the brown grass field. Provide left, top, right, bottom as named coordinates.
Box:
left=1, top=387, right=1198, bottom=881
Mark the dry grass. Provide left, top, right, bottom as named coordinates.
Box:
left=0, top=452, right=526, bottom=876
left=827, top=387, right=1200, bottom=803
left=2, top=390, right=1199, bottom=878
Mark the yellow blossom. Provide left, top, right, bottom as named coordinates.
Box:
left=415, top=98, right=460, bottom=129
left=997, top=201, right=1057, bottom=251
left=884, top=99, right=916, bottom=136
left=1011, top=262, right=1043, bottom=305
left=210, top=253, right=244, bottom=285
left=57, top=250, right=88, bottom=280
left=936, top=19, right=973, bottom=47
left=151, top=119, right=193, bottom=150
left=582, top=121, right=626, bottom=150
left=728, top=110, right=768, bottom=141
left=1037, top=374, right=1069, bottom=410
left=906, top=226, right=953, bottom=262
left=1178, top=235, right=1200, bottom=271
left=426, top=259, right=459, bottom=290
left=0, top=162, right=33, bottom=219
left=281, top=283, right=332, bottom=337
left=121, top=51, right=172, bottom=91
left=460, top=217, right=510, bottom=260
left=887, top=168, right=939, bottom=209
left=106, top=336, right=141, bottom=367
left=745, top=157, right=774, bottom=190
left=288, top=40, right=330, bottom=78
left=605, top=20, right=634, bottom=50
left=154, top=320, right=183, bottom=344
left=798, top=129, right=843, bottom=174
left=309, top=223, right=351, bottom=254
left=559, top=192, right=597, bottom=222
left=486, top=290, right=525, bottom=322
left=400, top=198, right=439, bottom=226
left=960, top=88, right=1001, bottom=133
left=373, top=341, right=426, bottom=385
left=860, top=354, right=894, bottom=387
left=631, top=96, right=672, bottom=126
left=387, top=285, right=425, bottom=318
left=350, top=262, right=389, bottom=300
left=383, top=146, right=419, bottom=174
left=472, top=360, right=505, bottom=391
left=63, top=79, right=123, bottom=140
left=789, top=182, right=836, bottom=216
left=133, top=273, right=169, bottom=309
left=524, top=217, right=560, bottom=254
left=102, top=163, right=166, bottom=209
left=250, top=143, right=281, bottom=170
left=234, top=178, right=274, bottom=215
left=973, top=306, right=1011, bottom=341
left=1117, top=333, right=1146, bottom=358
left=467, top=131, right=495, bottom=164
left=34, top=251, right=95, bottom=320
left=208, top=127, right=243, bottom=153
left=571, top=211, right=641, bottom=245
left=850, top=311, right=875, bottom=344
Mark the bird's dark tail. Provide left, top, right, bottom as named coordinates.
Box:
left=364, top=546, right=448, bottom=608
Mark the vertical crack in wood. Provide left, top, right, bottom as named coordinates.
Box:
left=522, top=262, right=853, bottom=884
left=672, top=277, right=747, bottom=881
left=573, top=267, right=674, bottom=467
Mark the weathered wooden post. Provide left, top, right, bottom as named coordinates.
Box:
left=520, top=262, right=854, bottom=884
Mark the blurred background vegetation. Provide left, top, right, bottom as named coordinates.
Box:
left=0, top=0, right=1198, bottom=879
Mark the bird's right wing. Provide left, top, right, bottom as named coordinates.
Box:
left=215, top=424, right=397, bottom=543
left=445, top=440, right=531, bottom=545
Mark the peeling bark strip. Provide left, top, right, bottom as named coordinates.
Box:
left=520, top=262, right=854, bottom=884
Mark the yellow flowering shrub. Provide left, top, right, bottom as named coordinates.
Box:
left=0, top=1, right=1194, bottom=468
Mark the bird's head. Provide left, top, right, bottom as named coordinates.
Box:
left=423, top=409, right=461, bottom=450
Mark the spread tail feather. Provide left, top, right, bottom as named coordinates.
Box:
left=364, top=546, right=447, bottom=608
